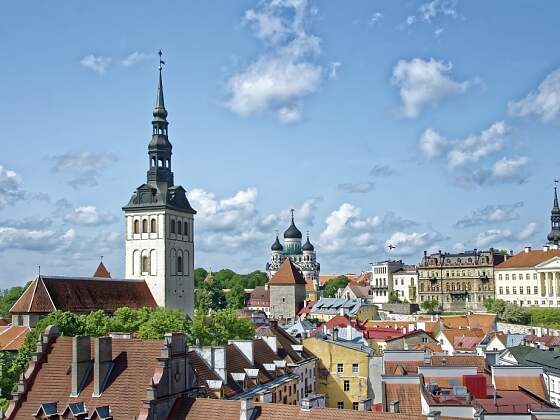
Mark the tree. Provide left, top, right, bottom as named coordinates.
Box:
left=188, top=308, right=255, bottom=346
left=194, top=268, right=208, bottom=289
left=388, top=291, right=402, bottom=304
left=421, top=299, right=439, bottom=314
left=109, top=306, right=152, bottom=332
left=501, top=304, right=530, bottom=324
left=484, top=298, right=507, bottom=316
left=226, top=283, right=247, bottom=309
left=81, top=310, right=111, bottom=336
left=137, top=308, right=189, bottom=339
left=0, top=284, right=28, bottom=318
left=323, top=275, right=349, bottom=298
left=195, top=281, right=226, bottom=312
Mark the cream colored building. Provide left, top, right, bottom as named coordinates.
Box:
left=391, top=267, right=417, bottom=303
left=495, top=245, right=560, bottom=307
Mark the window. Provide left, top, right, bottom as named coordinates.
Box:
left=133, top=220, right=140, bottom=234
left=352, top=402, right=359, bottom=410
left=184, top=221, right=188, bottom=237
left=512, top=274, right=517, bottom=281
left=526, top=274, right=530, bottom=280
left=513, top=287, right=517, bottom=294
left=527, top=286, right=531, bottom=294
left=337, top=402, right=344, bottom=409
left=142, top=256, right=150, bottom=273
left=177, top=256, right=183, bottom=274
left=506, top=287, right=510, bottom=294
left=170, top=219, right=176, bottom=234
left=343, top=380, right=350, bottom=391
left=142, top=219, right=148, bottom=233
left=337, top=363, right=343, bottom=373
left=506, top=274, right=509, bottom=281
left=534, top=273, right=538, bottom=280
left=151, top=218, right=157, bottom=233
left=535, top=286, right=539, bottom=294
left=352, top=363, right=359, bottom=374
left=177, top=220, right=182, bottom=235
left=499, top=274, right=503, bottom=280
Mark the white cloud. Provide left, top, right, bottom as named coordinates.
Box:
left=518, top=222, right=537, bottom=241
left=0, top=165, right=24, bottom=208
left=64, top=206, right=117, bottom=226
left=392, top=58, right=473, bottom=118
left=368, top=12, right=384, bottom=25
left=51, top=152, right=118, bottom=189
left=509, top=68, right=560, bottom=123
left=475, top=222, right=538, bottom=248
left=329, top=61, right=342, bottom=79
left=456, top=202, right=524, bottom=228
left=385, top=231, right=444, bottom=257
left=491, top=157, right=529, bottom=183
left=338, top=182, right=375, bottom=194
left=418, top=121, right=529, bottom=186
left=80, top=55, right=111, bottom=74
left=226, top=0, right=325, bottom=123
left=370, top=164, right=395, bottom=177
left=0, top=226, right=75, bottom=252
left=121, top=52, right=149, bottom=67
left=404, top=0, right=459, bottom=26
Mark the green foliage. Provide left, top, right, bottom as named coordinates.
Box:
left=82, top=310, right=111, bottom=336
left=0, top=284, right=28, bottom=318
left=195, top=282, right=226, bottom=312
left=502, top=304, right=530, bottom=324
left=421, top=299, right=440, bottom=314
left=194, top=268, right=208, bottom=289
left=226, top=283, right=247, bottom=309
left=323, top=275, right=349, bottom=298
left=484, top=298, right=507, bottom=316
left=527, top=308, right=560, bottom=329
left=388, top=291, right=402, bottom=304
left=188, top=308, right=255, bottom=346
left=137, top=308, right=189, bottom=339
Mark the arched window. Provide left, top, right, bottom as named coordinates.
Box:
left=142, top=256, right=150, bottom=273
left=142, top=219, right=148, bottom=233
left=134, top=220, right=140, bottom=234
left=177, top=221, right=182, bottom=235
left=177, top=256, right=183, bottom=274
left=170, top=219, right=176, bottom=234
left=151, top=218, right=157, bottom=233
left=184, top=221, right=188, bottom=237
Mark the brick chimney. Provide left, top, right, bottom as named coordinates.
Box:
left=93, top=337, right=113, bottom=397
left=71, top=336, right=92, bottom=397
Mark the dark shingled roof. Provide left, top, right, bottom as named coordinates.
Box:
left=10, top=276, right=157, bottom=314
left=269, top=259, right=306, bottom=286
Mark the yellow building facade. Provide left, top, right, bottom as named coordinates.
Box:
left=303, top=336, right=372, bottom=410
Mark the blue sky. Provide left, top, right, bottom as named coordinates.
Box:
left=1, top=0, right=560, bottom=287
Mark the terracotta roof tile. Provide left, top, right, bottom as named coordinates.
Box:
left=494, top=375, right=547, bottom=399
left=13, top=336, right=164, bottom=419
left=497, top=249, right=560, bottom=269
left=384, top=383, right=421, bottom=414
left=0, top=325, right=30, bottom=351
left=0, top=318, right=11, bottom=326
left=269, top=259, right=306, bottom=285
left=11, top=276, right=157, bottom=314
left=92, top=261, right=111, bottom=278
left=173, top=397, right=441, bottom=419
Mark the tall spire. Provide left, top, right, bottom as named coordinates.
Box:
left=554, top=180, right=559, bottom=210
left=147, top=50, right=173, bottom=187
left=548, top=180, right=560, bottom=245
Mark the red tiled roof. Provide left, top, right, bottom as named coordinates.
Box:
left=0, top=318, right=10, bottom=326
left=497, top=249, right=560, bottom=269
left=364, top=328, right=405, bottom=341
left=172, top=398, right=440, bottom=420
left=12, top=336, right=164, bottom=419
left=10, top=276, right=157, bottom=314
left=269, top=259, right=306, bottom=285
left=92, top=261, right=111, bottom=278
left=453, top=335, right=482, bottom=351
left=384, top=383, right=421, bottom=414
left=0, top=325, right=30, bottom=351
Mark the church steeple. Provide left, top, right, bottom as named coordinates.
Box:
left=548, top=181, right=560, bottom=245
left=147, top=50, right=173, bottom=187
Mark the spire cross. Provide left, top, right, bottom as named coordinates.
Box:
left=290, top=208, right=295, bottom=221
left=158, top=50, right=165, bottom=71
left=555, top=179, right=559, bottom=189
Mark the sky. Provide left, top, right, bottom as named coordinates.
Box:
left=1, top=0, right=560, bottom=287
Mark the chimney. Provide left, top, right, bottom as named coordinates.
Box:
left=93, top=336, right=113, bottom=397
left=213, top=347, right=227, bottom=381
left=333, top=328, right=339, bottom=341
left=71, top=336, right=91, bottom=397
left=239, top=398, right=256, bottom=420
left=389, top=400, right=400, bottom=413
left=265, top=283, right=269, bottom=291
left=427, top=411, right=441, bottom=420
left=524, top=246, right=532, bottom=253
left=358, top=399, right=372, bottom=412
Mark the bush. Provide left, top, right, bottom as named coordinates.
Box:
left=421, top=299, right=440, bottom=314
left=323, top=276, right=349, bottom=298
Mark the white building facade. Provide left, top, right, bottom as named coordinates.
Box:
left=370, top=260, right=404, bottom=304
left=392, top=267, right=418, bottom=303
left=123, top=65, right=196, bottom=317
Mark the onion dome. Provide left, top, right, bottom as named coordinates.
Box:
left=284, top=210, right=302, bottom=239
left=271, top=234, right=283, bottom=251
left=302, top=234, right=314, bottom=252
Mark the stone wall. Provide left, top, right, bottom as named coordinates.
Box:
left=497, top=322, right=560, bottom=336
left=381, top=303, right=419, bottom=315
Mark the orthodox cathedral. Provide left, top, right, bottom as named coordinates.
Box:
left=266, top=211, right=321, bottom=290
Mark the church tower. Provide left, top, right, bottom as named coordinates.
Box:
left=548, top=183, right=560, bottom=246
left=123, top=53, right=196, bottom=317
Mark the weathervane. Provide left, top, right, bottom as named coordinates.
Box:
left=158, top=50, right=165, bottom=71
